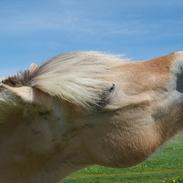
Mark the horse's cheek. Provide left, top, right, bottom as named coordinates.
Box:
left=82, top=117, right=159, bottom=168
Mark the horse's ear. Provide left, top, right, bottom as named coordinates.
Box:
left=29, top=63, right=39, bottom=74
left=0, top=84, right=53, bottom=108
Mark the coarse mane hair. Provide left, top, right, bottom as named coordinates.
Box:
left=2, top=52, right=126, bottom=108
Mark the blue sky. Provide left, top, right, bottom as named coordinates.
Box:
left=0, top=0, right=183, bottom=77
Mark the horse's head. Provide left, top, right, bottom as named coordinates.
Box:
left=1, top=51, right=183, bottom=183
left=0, top=69, right=66, bottom=182
left=0, top=58, right=117, bottom=182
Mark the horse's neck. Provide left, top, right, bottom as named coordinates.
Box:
left=140, top=52, right=183, bottom=143
left=116, top=52, right=183, bottom=144
left=154, top=90, right=183, bottom=142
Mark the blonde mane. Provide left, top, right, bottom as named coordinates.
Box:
left=29, top=51, right=125, bottom=108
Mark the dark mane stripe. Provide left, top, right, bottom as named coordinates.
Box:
left=2, top=69, right=38, bottom=87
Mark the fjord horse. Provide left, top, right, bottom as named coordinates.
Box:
left=0, top=51, right=183, bottom=183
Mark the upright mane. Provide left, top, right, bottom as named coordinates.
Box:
left=3, top=52, right=126, bottom=109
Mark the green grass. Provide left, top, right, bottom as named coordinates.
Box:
left=62, top=133, right=183, bottom=183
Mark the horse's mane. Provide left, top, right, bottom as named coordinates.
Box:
left=3, top=52, right=126, bottom=108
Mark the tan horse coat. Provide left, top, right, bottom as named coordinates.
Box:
left=0, top=51, right=183, bottom=183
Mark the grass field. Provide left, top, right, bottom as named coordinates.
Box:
left=62, top=133, right=183, bottom=183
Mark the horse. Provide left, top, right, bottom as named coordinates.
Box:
left=0, top=51, right=183, bottom=183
